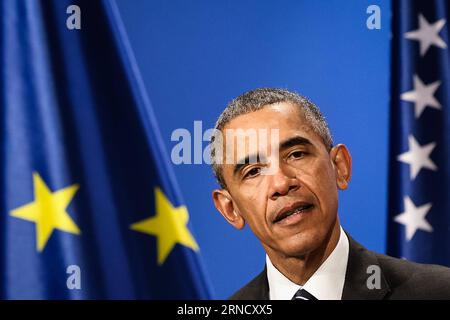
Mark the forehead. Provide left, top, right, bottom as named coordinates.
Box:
left=223, top=102, right=316, bottom=139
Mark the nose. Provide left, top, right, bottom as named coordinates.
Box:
left=268, top=163, right=300, bottom=200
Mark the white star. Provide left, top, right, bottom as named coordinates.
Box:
left=404, top=14, right=447, bottom=56
left=400, top=75, right=441, bottom=118
left=397, top=135, right=437, bottom=180
left=394, top=196, right=433, bottom=241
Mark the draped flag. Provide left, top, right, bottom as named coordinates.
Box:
left=0, top=0, right=212, bottom=299
left=388, top=0, right=450, bottom=266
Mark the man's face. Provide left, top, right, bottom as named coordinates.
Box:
left=213, top=102, right=351, bottom=258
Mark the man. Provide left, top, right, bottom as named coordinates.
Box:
left=210, top=88, right=450, bottom=300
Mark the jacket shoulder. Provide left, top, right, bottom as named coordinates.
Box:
left=375, top=252, right=450, bottom=299
left=229, top=269, right=269, bottom=300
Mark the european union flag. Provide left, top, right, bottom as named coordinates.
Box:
left=0, top=0, right=212, bottom=299
left=388, top=0, right=450, bottom=266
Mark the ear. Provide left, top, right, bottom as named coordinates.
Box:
left=330, top=144, right=352, bottom=190
left=212, top=189, right=245, bottom=230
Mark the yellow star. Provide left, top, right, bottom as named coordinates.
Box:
left=10, top=172, right=81, bottom=252
left=130, top=187, right=199, bottom=265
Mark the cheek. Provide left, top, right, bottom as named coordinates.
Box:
left=234, top=189, right=272, bottom=235
left=299, top=159, right=338, bottom=208
left=239, top=176, right=271, bottom=202
left=312, top=158, right=337, bottom=189
left=316, top=163, right=339, bottom=215
left=235, top=188, right=267, bottom=220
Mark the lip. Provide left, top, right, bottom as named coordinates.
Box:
left=273, top=201, right=314, bottom=225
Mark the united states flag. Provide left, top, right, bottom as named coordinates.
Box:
left=388, top=0, right=450, bottom=266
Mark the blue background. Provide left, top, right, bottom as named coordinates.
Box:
left=115, top=0, right=391, bottom=299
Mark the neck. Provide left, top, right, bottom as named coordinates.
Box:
left=266, top=219, right=341, bottom=285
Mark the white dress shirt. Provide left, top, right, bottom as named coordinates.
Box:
left=266, top=226, right=349, bottom=300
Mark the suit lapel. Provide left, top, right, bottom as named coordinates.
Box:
left=342, top=234, right=391, bottom=300
left=245, top=268, right=270, bottom=300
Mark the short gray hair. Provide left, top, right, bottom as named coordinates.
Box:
left=210, top=87, right=333, bottom=189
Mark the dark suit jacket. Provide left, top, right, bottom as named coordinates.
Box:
left=230, top=234, right=450, bottom=300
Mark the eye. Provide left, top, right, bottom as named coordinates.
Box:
left=243, top=167, right=261, bottom=179
left=289, top=150, right=306, bottom=159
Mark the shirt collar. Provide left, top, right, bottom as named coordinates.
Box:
left=266, top=226, right=349, bottom=300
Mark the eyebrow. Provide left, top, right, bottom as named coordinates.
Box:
left=279, top=136, right=313, bottom=150
left=232, top=136, right=313, bottom=177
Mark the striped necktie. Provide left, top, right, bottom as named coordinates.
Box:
left=292, top=288, right=318, bottom=300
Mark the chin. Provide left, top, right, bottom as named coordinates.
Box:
left=279, top=230, right=324, bottom=257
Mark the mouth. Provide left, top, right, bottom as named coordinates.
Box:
left=273, top=202, right=314, bottom=224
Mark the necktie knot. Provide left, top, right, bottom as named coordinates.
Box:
left=291, top=288, right=318, bottom=300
